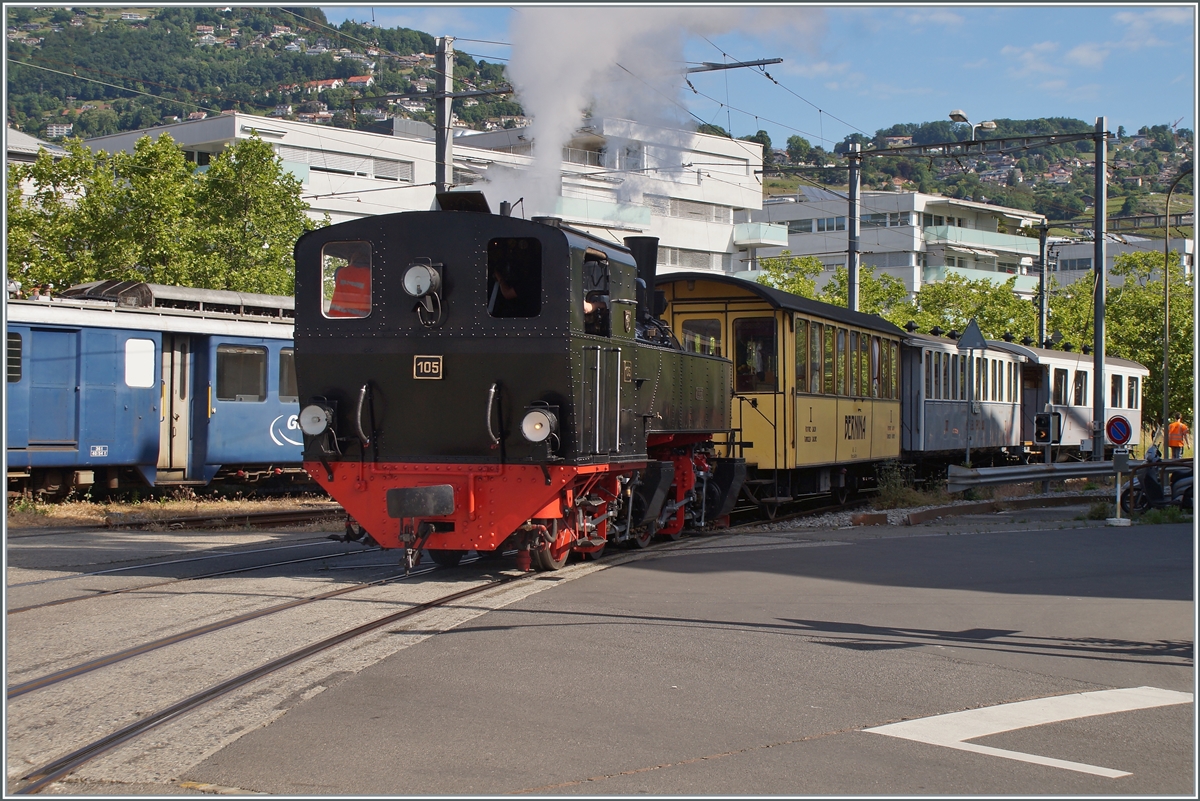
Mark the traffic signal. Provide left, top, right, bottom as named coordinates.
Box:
left=1034, top=412, right=1061, bottom=444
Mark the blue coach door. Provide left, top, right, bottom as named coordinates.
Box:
left=29, top=329, right=79, bottom=445
left=158, top=335, right=192, bottom=477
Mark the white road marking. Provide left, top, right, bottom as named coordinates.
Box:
left=866, top=686, right=1194, bottom=778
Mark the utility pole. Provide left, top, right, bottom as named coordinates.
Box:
left=1038, top=219, right=1049, bottom=347
left=1091, top=116, right=1107, bottom=460
left=847, top=143, right=861, bottom=312
left=435, top=36, right=454, bottom=193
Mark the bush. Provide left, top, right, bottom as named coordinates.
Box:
left=873, top=462, right=950, bottom=509
left=1139, top=506, right=1192, bottom=525
left=1086, top=501, right=1113, bottom=520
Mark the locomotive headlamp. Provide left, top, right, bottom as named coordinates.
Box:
left=299, top=404, right=333, bottom=436
left=402, top=262, right=440, bottom=298
left=521, top=408, right=558, bottom=443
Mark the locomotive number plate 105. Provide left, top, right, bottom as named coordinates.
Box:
left=413, top=355, right=443, bottom=379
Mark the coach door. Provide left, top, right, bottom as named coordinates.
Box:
left=28, top=328, right=79, bottom=446
left=158, top=335, right=192, bottom=476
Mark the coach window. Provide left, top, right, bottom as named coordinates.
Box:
left=871, top=337, right=881, bottom=397
left=1128, top=376, right=1139, bottom=409
left=1052, top=368, right=1068, bottom=405
left=7, top=333, right=21, bottom=382
left=860, top=334, right=870, bottom=398
left=924, top=351, right=933, bottom=398
left=488, top=237, right=542, bottom=318
left=683, top=319, right=722, bottom=357
left=941, top=353, right=950, bottom=400
left=734, top=318, right=777, bottom=393
left=125, top=339, right=156, bottom=388
left=279, top=348, right=298, bottom=403
left=1110, top=374, right=1122, bottom=408
left=823, top=326, right=835, bottom=394
left=217, top=345, right=267, bottom=402
left=321, top=241, right=372, bottom=319
left=1073, top=370, right=1087, bottom=406
left=932, top=351, right=941, bottom=400
left=890, top=341, right=899, bottom=399
left=849, top=331, right=859, bottom=396
left=809, top=322, right=822, bottom=394
left=950, top=354, right=959, bottom=399
left=836, top=328, right=847, bottom=395
left=977, top=356, right=986, bottom=401
left=794, top=318, right=808, bottom=393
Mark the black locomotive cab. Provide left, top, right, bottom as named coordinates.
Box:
left=293, top=195, right=742, bottom=568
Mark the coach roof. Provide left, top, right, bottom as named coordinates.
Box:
left=657, top=271, right=904, bottom=336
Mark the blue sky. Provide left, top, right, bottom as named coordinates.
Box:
left=321, top=4, right=1196, bottom=151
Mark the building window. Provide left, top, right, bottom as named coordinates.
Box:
left=7, top=333, right=21, bottom=382
left=280, top=348, right=298, bottom=402
left=1128, top=376, right=1139, bottom=409
left=683, top=318, right=722, bottom=357
left=322, top=241, right=372, bottom=318
left=645, top=194, right=733, bottom=224
left=862, top=213, right=889, bottom=228
left=1073, top=370, right=1088, bottom=406
left=487, top=237, right=542, bottom=318
left=657, top=246, right=717, bottom=271
left=1059, top=257, right=1092, bottom=271
left=816, top=216, right=846, bottom=232
left=787, top=219, right=813, bottom=234
left=216, top=345, right=267, bottom=401
left=734, top=317, right=777, bottom=393
left=125, top=338, right=155, bottom=388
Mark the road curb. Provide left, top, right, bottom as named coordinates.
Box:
left=903, top=493, right=1109, bottom=525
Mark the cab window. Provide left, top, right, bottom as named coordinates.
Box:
left=734, top=317, right=777, bottom=393
left=322, top=241, right=372, bottom=319
left=487, top=237, right=542, bottom=318
left=683, top=319, right=722, bottom=357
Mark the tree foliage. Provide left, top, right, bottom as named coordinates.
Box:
left=895, top=273, right=1037, bottom=340
left=1047, top=250, right=1193, bottom=423
left=755, top=250, right=822, bottom=298
left=6, top=134, right=323, bottom=294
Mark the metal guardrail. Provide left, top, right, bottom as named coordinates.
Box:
left=946, top=461, right=1141, bottom=494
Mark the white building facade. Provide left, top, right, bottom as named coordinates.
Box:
left=749, top=188, right=1046, bottom=297
left=83, top=113, right=779, bottom=274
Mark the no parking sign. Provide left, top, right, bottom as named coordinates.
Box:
left=1106, top=415, right=1132, bottom=446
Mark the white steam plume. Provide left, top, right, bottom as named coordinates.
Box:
left=489, top=6, right=824, bottom=215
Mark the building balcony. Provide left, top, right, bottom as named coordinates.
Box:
left=733, top=222, right=788, bottom=248
left=923, top=225, right=1039, bottom=256
left=554, top=196, right=651, bottom=229
left=923, top=264, right=1039, bottom=295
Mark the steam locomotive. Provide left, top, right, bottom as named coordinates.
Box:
left=292, top=193, right=746, bottom=571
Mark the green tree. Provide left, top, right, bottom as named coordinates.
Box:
left=755, top=250, right=822, bottom=298
left=816, top=265, right=909, bottom=318
left=897, top=273, right=1036, bottom=340
left=193, top=135, right=323, bottom=293
left=786, top=135, right=810, bottom=164
left=739, top=129, right=773, bottom=167
left=1047, top=251, right=1193, bottom=424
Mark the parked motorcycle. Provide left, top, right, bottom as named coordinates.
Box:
left=1119, top=445, right=1193, bottom=514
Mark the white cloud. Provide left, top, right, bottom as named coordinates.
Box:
left=899, top=8, right=965, bottom=28
left=1065, top=42, right=1110, bottom=68
left=1000, top=41, right=1060, bottom=79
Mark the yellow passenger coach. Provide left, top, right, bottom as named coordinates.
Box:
left=658, top=272, right=904, bottom=514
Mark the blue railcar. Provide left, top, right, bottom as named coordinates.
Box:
left=5, top=282, right=304, bottom=497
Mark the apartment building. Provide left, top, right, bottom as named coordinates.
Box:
left=750, top=187, right=1045, bottom=297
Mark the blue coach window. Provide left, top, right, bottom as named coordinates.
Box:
left=279, top=348, right=298, bottom=402
left=217, top=345, right=267, bottom=402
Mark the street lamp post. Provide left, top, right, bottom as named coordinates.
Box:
left=1162, top=160, right=1193, bottom=473
left=949, top=110, right=996, bottom=140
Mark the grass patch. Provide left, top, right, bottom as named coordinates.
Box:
left=6, top=491, right=335, bottom=529
left=872, top=463, right=952, bottom=510
left=1085, top=501, right=1113, bottom=520
left=1137, top=506, right=1193, bottom=525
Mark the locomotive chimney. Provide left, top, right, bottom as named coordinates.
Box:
left=500, top=200, right=512, bottom=217
left=624, top=236, right=659, bottom=321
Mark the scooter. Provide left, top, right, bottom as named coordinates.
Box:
left=1119, top=445, right=1193, bottom=514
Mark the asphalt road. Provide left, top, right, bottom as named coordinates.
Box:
left=181, top=519, right=1194, bottom=796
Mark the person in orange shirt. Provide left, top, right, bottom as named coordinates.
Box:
left=327, top=259, right=370, bottom=317
left=1167, top=413, right=1190, bottom=459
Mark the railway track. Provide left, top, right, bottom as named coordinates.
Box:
left=8, top=539, right=379, bottom=615
left=11, top=573, right=525, bottom=795
left=104, top=505, right=344, bottom=530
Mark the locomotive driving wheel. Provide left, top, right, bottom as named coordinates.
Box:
left=531, top=520, right=571, bottom=571
left=630, top=525, right=654, bottom=549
